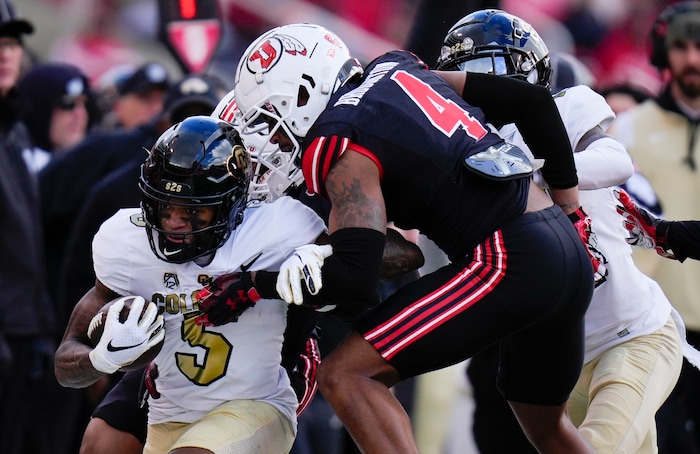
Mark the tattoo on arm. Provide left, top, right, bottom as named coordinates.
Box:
left=325, top=151, right=386, bottom=232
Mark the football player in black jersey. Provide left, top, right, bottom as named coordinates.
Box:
left=203, top=23, right=598, bottom=453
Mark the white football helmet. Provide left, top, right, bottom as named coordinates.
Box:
left=233, top=23, right=363, bottom=175
left=211, top=88, right=305, bottom=202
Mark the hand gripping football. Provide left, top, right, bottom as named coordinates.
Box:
left=87, top=296, right=164, bottom=372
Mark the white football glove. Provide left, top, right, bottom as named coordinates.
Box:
left=88, top=296, right=164, bottom=374
left=276, top=244, right=333, bottom=305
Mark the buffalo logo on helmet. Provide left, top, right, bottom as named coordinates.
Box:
left=227, top=144, right=250, bottom=180
left=246, top=34, right=307, bottom=73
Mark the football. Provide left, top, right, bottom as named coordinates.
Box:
left=87, top=296, right=164, bottom=372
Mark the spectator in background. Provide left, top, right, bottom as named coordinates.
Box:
left=0, top=2, right=59, bottom=453
left=608, top=3, right=700, bottom=452
left=48, top=0, right=142, bottom=84
left=586, top=0, right=665, bottom=94
left=599, top=83, right=654, bottom=116
left=18, top=62, right=98, bottom=173
left=99, top=62, right=171, bottom=130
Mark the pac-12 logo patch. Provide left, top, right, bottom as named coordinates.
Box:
left=164, top=273, right=179, bottom=290
left=246, top=34, right=307, bottom=73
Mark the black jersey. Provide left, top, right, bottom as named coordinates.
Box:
left=301, top=50, right=529, bottom=260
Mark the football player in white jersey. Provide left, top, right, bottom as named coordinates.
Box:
left=55, top=115, right=328, bottom=453
left=437, top=9, right=700, bottom=454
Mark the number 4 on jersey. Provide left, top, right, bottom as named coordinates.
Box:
left=391, top=70, right=488, bottom=141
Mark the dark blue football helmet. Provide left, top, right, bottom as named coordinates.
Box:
left=436, top=9, right=552, bottom=88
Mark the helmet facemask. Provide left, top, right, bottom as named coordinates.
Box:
left=140, top=180, right=245, bottom=264
left=440, top=43, right=546, bottom=86
left=211, top=89, right=303, bottom=203
left=239, top=102, right=305, bottom=202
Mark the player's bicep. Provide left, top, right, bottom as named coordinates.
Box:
left=325, top=148, right=386, bottom=233
left=61, top=280, right=120, bottom=344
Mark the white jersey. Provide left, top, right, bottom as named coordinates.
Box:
left=500, top=85, right=676, bottom=363
left=92, top=197, right=327, bottom=426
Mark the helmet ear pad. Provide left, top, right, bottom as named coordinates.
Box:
left=139, top=115, right=251, bottom=263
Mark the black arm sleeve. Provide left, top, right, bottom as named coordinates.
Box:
left=280, top=305, right=321, bottom=369
left=255, top=228, right=386, bottom=308
left=666, top=220, right=700, bottom=262
left=462, top=72, right=578, bottom=189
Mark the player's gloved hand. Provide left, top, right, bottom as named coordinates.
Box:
left=144, top=362, right=160, bottom=399
left=614, top=188, right=677, bottom=260
left=137, top=362, right=161, bottom=408
left=286, top=335, right=321, bottom=416
left=568, top=207, right=609, bottom=287
left=88, top=296, right=164, bottom=374
left=194, top=271, right=261, bottom=326
left=276, top=244, right=333, bottom=305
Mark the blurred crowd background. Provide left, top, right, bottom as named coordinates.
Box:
left=19, top=0, right=670, bottom=100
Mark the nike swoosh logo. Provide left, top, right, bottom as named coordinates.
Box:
left=107, top=339, right=147, bottom=352
left=163, top=248, right=182, bottom=257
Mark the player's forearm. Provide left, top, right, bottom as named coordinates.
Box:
left=573, top=137, right=634, bottom=190
left=667, top=220, right=700, bottom=261
left=381, top=228, right=425, bottom=279
left=548, top=186, right=580, bottom=216
left=55, top=283, right=118, bottom=387
left=54, top=339, right=106, bottom=388
left=255, top=228, right=385, bottom=309
left=460, top=72, right=578, bottom=189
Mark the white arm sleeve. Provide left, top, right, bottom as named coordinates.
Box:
left=555, top=85, right=633, bottom=189
left=573, top=136, right=634, bottom=189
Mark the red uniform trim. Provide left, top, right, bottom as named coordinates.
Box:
left=364, top=230, right=507, bottom=360
left=303, top=136, right=383, bottom=197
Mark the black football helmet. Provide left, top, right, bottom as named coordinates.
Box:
left=436, top=9, right=552, bottom=88
left=140, top=115, right=251, bottom=263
